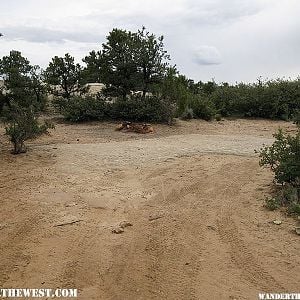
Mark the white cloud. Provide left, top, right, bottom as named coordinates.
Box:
left=194, top=46, right=221, bottom=65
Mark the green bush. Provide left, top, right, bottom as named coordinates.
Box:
left=264, top=197, right=281, bottom=211
left=209, top=78, right=300, bottom=119
left=5, top=106, right=53, bottom=154
left=259, top=127, right=300, bottom=215
left=181, top=107, right=194, bottom=120
left=258, top=129, right=300, bottom=185
left=108, top=95, right=175, bottom=124
left=190, top=96, right=216, bottom=121
left=59, top=94, right=176, bottom=124
left=61, top=96, right=106, bottom=122
left=287, top=202, right=300, bottom=215
left=293, top=110, right=300, bottom=127
left=215, top=114, right=222, bottom=121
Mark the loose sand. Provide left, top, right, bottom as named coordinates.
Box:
left=0, top=119, right=299, bottom=300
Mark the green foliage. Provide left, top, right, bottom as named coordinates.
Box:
left=154, top=68, right=191, bottom=116
left=100, top=28, right=138, bottom=98
left=293, top=110, right=300, bottom=127
left=0, top=51, right=50, bottom=153
left=59, top=94, right=175, bottom=124
left=134, top=27, right=170, bottom=95
left=258, top=129, right=300, bottom=185
left=209, top=83, right=240, bottom=117
left=190, top=96, right=216, bottom=121
left=82, top=50, right=102, bottom=83
left=287, top=202, right=300, bottom=215
left=210, top=78, right=300, bottom=119
left=106, top=94, right=176, bottom=123
left=259, top=127, right=300, bottom=215
left=215, top=114, right=222, bottom=121
left=44, top=53, right=84, bottom=99
left=0, top=50, right=47, bottom=113
left=264, top=197, right=281, bottom=211
left=5, top=106, right=53, bottom=154
left=61, top=96, right=106, bottom=122
left=279, top=185, right=300, bottom=215
left=181, top=107, right=194, bottom=120
left=83, top=27, right=170, bottom=99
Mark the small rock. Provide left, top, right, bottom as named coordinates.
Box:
left=149, top=213, right=164, bottom=221
left=273, top=220, right=282, bottom=225
left=207, top=225, right=216, bottom=231
left=119, top=221, right=133, bottom=229
left=295, top=227, right=300, bottom=235
left=54, top=218, right=82, bottom=227
left=112, top=227, right=124, bottom=234
left=65, top=202, right=77, bottom=207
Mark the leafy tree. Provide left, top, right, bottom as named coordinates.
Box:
left=0, top=51, right=46, bottom=111
left=0, top=51, right=52, bottom=154
left=82, top=50, right=103, bottom=83
left=84, top=27, right=170, bottom=99
left=134, top=27, right=170, bottom=96
left=151, top=67, right=185, bottom=123
left=99, top=28, right=139, bottom=99
left=44, top=53, right=84, bottom=99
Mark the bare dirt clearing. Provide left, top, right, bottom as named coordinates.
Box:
left=0, top=119, right=299, bottom=300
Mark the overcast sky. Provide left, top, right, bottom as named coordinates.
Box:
left=0, top=0, right=299, bottom=83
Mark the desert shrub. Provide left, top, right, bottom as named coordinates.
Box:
left=52, top=96, right=69, bottom=112
left=5, top=106, right=53, bottom=154
left=190, top=95, right=216, bottom=121
left=210, top=84, right=241, bottom=117
left=287, top=202, right=300, bottom=215
left=215, top=114, right=222, bottom=121
left=152, top=69, right=191, bottom=117
left=108, top=94, right=176, bottom=123
left=264, top=197, right=281, bottom=211
left=0, top=51, right=52, bottom=154
left=181, top=107, right=194, bottom=120
left=259, top=127, right=300, bottom=214
left=59, top=94, right=176, bottom=124
left=209, top=78, right=300, bottom=119
left=293, top=110, right=300, bottom=127
left=60, top=96, right=106, bottom=122
left=258, top=129, right=300, bottom=185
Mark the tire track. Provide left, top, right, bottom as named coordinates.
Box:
left=215, top=161, right=286, bottom=292
left=217, top=213, right=284, bottom=291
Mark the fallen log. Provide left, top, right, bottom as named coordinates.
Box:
left=115, top=122, right=154, bottom=134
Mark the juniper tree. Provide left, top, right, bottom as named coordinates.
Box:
left=83, top=27, right=170, bottom=99
left=44, top=53, right=84, bottom=99
left=0, top=50, right=52, bottom=154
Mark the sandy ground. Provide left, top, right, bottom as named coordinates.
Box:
left=0, top=118, right=299, bottom=300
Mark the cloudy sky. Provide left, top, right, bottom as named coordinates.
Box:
left=0, top=0, right=299, bottom=83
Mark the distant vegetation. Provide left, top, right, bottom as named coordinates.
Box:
left=1, top=27, right=300, bottom=153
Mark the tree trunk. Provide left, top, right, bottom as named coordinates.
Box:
left=12, top=140, right=26, bottom=154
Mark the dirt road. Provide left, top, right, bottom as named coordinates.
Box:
left=0, top=119, right=299, bottom=300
